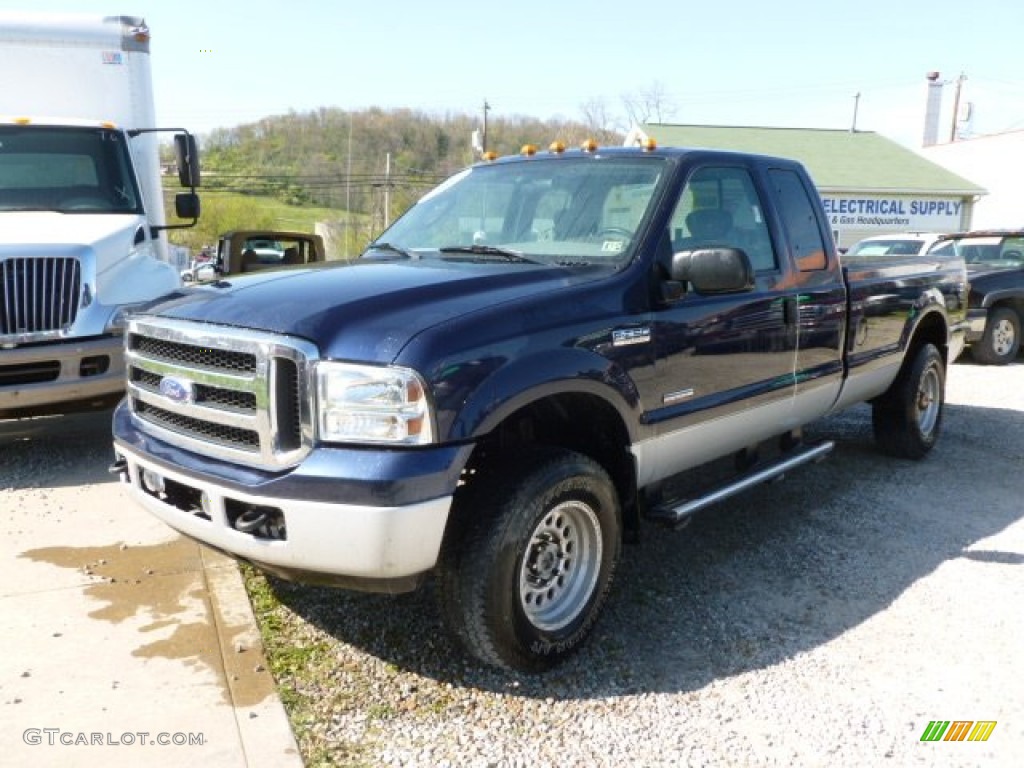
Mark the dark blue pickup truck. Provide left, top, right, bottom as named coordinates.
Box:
left=112, top=144, right=968, bottom=671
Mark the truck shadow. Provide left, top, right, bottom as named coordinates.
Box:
left=0, top=409, right=117, bottom=490
left=263, top=398, right=1024, bottom=698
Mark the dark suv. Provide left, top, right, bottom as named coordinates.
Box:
left=938, top=229, right=1024, bottom=364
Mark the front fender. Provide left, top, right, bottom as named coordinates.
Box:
left=446, top=348, right=642, bottom=442
left=977, top=287, right=1024, bottom=309
left=98, top=243, right=182, bottom=305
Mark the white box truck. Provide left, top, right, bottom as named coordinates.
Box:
left=0, top=12, right=200, bottom=418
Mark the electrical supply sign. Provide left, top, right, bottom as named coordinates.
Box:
left=823, top=196, right=964, bottom=231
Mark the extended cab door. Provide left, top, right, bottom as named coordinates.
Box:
left=762, top=166, right=846, bottom=411
left=634, top=163, right=799, bottom=483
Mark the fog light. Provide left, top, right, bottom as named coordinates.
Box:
left=200, top=490, right=213, bottom=517
left=141, top=468, right=165, bottom=495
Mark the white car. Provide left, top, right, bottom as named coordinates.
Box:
left=181, top=259, right=217, bottom=283
left=845, top=232, right=954, bottom=258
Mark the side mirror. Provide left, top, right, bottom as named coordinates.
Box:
left=671, top=247, right=754, bottom=294
left=174, top=133, right=201, bottom=188
left=174, top=192, right=200, bottom=220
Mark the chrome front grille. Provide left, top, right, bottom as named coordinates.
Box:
left=131, top=334, right=258, bottom=373
left=1, top=257, right=81, bottom=336
left=125, top=317, right=317, bottom=469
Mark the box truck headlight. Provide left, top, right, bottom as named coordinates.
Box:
left=315, top=362, right=433, bottom=445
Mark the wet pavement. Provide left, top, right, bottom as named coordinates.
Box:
left=1, top=410, right=302, bottom=767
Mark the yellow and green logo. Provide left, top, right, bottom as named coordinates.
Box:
left=920, top=720, right=997, bottom=742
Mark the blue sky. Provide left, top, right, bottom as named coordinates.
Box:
left=2, top=0, right=1023, bottom=149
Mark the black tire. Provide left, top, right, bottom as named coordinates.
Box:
left=436, top=448, right=621, bottom=673
left=971, top=307, right=1021, bottom=365
left=872, top=343, right=945, bottom=459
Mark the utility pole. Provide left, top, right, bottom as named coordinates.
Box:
left=482, top=99, right=491, bottom=155
left=384, top=152, right=391, bottom=229
left=345, top=112, right=353, bottom=258
left=850, top=92, right=860, bottom=132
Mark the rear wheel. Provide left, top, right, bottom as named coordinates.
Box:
left=437, top=448, right=621, bottom=672
left=872, top=343, right=945, bottom=459
left=971, top=307, right=1021, bottom=365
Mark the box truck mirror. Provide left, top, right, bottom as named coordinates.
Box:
left=174, top=133, right=201, bottom=188
left=175, top=192, right=200, bottom=221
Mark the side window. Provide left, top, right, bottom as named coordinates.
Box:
left=768, top=168, right=828, bottom=271
left=668, top=166, right=777, bottom=271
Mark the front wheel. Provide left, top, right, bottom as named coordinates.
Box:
left=971, top=307, right=1021, bottom=365
left=436, top=448, right=621, bottom=672
left=872, top=343, right=945, bottom=459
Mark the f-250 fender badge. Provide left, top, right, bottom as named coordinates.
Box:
left=612, top=327, right=651, bottom=347
left=159, top=376, right=195, bottom=405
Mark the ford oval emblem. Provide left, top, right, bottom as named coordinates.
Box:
left=159, top=376, right=194, bottom=405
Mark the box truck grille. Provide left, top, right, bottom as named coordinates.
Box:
left=1, top=257, right=81, bottom=335
left=125, top=318, right=316, bottom=469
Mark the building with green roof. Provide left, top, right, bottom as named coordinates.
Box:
left=626, top=124, right=986, bottom=249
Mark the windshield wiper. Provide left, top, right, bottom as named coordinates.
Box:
left=439, top=244, right=539, bottom=264
left=364, top=241, right=414, bottom=259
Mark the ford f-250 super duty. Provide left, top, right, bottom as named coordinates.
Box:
left=112, top=143, right=968, bottom=672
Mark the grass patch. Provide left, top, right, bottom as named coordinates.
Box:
left=202, top=191, right=353, bottom=231
left=241, top=564, right=373, bottom=766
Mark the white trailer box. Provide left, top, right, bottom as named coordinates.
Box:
left=0, top=12, right=200, bottom=418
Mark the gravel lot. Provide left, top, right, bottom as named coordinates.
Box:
left=5, top=361, right=1024, bottom=767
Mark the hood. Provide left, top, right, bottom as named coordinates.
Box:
left=145, top=259, right=598, bottom=363
left=966, top=263, right=1024, bottom=306
left=0, top=210, right=178, bottom=306
left=0, top=210, right=144, bottom=248
left=966, top=262, right=1024, bottom=280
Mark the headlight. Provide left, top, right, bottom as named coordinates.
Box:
left=316, top=362, right=434, bottom=445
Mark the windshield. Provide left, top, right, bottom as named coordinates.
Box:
left=950, top=235, right=1024, bottom=266
left=371, top=156, right=667, bottom=268
left=0, top=125, right=143, bottom=213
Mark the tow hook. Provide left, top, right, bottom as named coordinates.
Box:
left=234, top=508, right=269, bottom=533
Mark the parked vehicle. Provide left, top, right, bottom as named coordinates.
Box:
left=180, top=259, right=217, bottom=284
left=112, top=143, right=967, bottom=672
left=937, top=229, right=1024, bottom=364
left=846, top=232, right=953, bottom=257
left=0, top=13, right=200, bottom=418
left=182, top=230, right=326, bottom=283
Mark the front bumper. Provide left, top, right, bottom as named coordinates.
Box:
left=111, top=397, right=472, bottom=591
left=0, top=334, right=124, bottom=417
left=114, top=440, right=454, bottom=592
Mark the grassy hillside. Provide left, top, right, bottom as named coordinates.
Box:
left=167, top=190, right=372, bottom=257
left=166, top=105, right=625, bottom=257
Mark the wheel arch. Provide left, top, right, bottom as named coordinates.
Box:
left=978, top=288, right=1024, bottom=312
left=872, top=306, right=949, bottom=411
left=905, top=305, right=952, bottom=367
left=449, top=388, right=640, bottom=544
